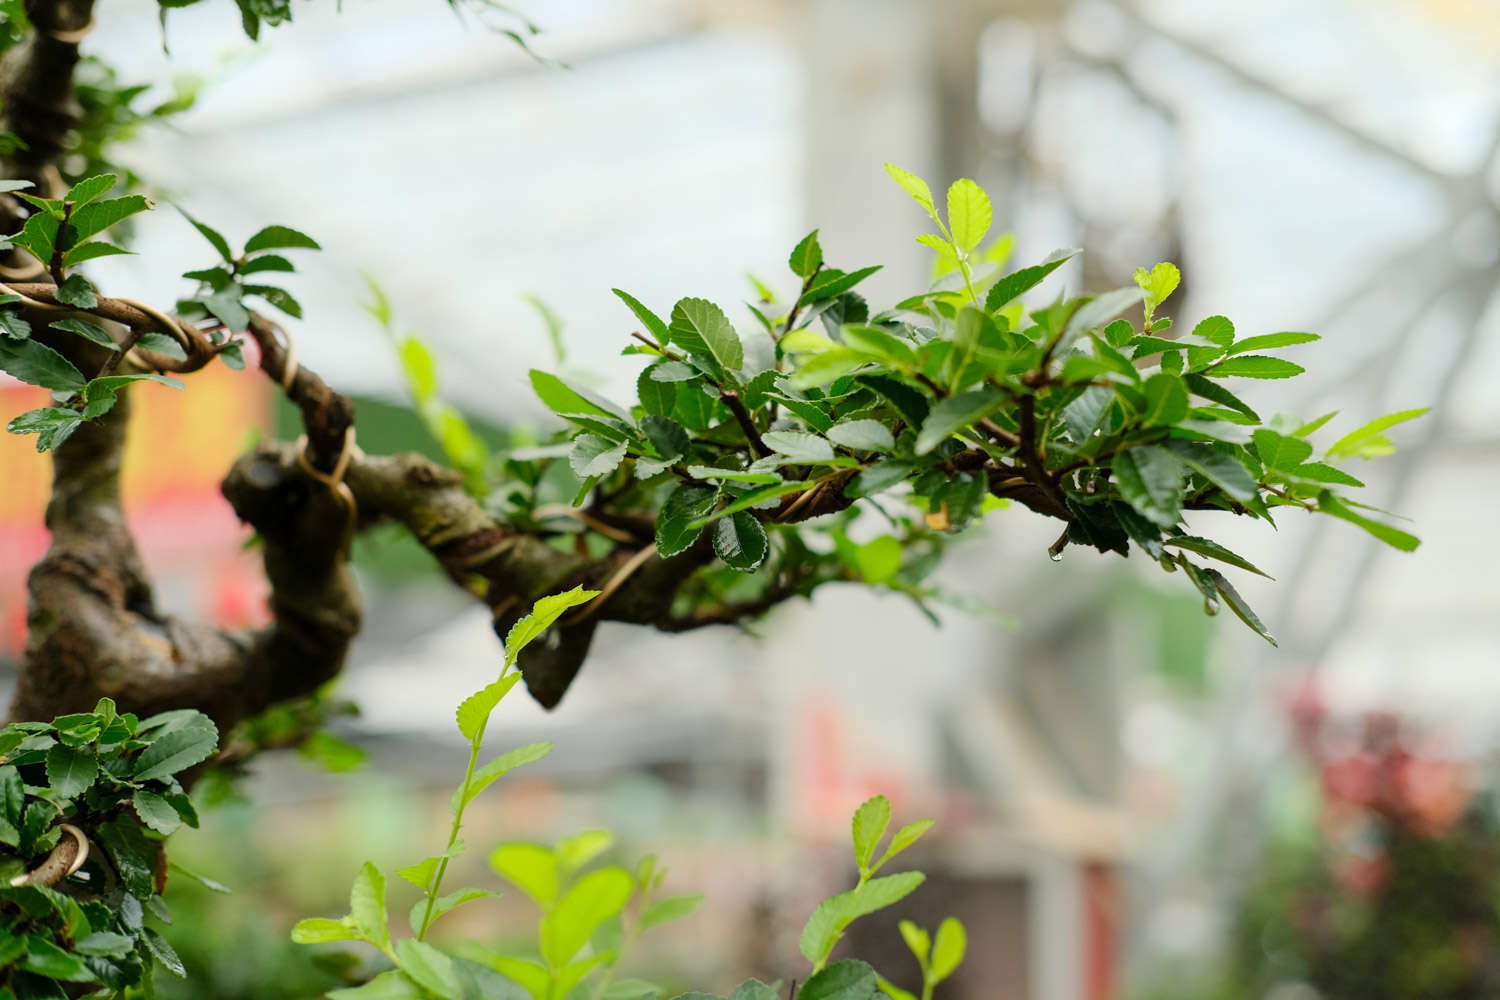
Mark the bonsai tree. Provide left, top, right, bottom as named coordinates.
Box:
left=0, top=1, right=1424, bottom=996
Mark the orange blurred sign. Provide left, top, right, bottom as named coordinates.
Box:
left=0, top=367, right=273, bottom=654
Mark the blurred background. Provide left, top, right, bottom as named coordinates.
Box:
left=3, top=0, right=1500, bottom=997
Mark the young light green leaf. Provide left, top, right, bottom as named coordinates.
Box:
left=800, top=874, right=926, bottom=964
left=639, top=893, right=704, bottom=931
left=877, top=976, right=918, bottom=1000
left=1325, top=407, right=1428, bottom=461
left=539, top=866, right=635, bottom=968
left=328, top=970, right=425, bottom=1000
left=489, top=842, right=559, bottom=909
left=504, top=588, right=600, bottom=665
left=914, top=388, right=1005, bottom=455
left=929, top=918, right=966, bottom=982
left=65, top=173, right=115, bottom=208
left=876, top=819, right=933, bottom=870
left=292, top=916, right=362, bottom=945
left=885, top=163, right=939, bottom=223
left=1192, top=315, right=1234, bottom=347
left=853, top=536, right=901, bottom=584
left=946, top=179, right=991, bottom=254
left=350, top=862, right=392, bottom=954
left=1112, top=446, right=1183, bottom=528
left=396, top=938, right=462, bottom=1000
left=529, top=370, right=630, bottom=422
left=244, top=224, right=320, bottom=253
left=669, top=297, right=744, bottom=372
left=713, top=512, right=769, bottom=571
left=898, top=921, right=930, bottom=965
left=452, top=741, right=552, bottom=811
left=408, top=889, right=499, bottom=936
left=1134, top=262, right=1180, bottom=322
left=851, top=795, right=891, bottom=872
left=455, top=673, right=522, bottom=741
left=486, top=957, right=549, bottom=1000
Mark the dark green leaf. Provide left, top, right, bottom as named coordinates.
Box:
left=1112, top=446, right=1183, bottom=528
left=713, top=512, right=769, bottom=571
left=1204, top=567, right=1277, bottom=646
left=983, top=248, right=1078, bottom=311
left=44, top=744, right=96, bottom=798
left=49, top=318, right=114, bottom=349
left=62, top=240, right=132, bottom=266
left=669, top=297, right=744, bottom=372
left=789, top=230, right=822, bottom=278
left=132, top=789, right=183, bottom=835
left=0, top=336, right=86, bottom=392
left=136, top=331, right=188, bottom=361
left=1166, top=440, right=1258, bottom=502
left=64, top=195, right=151, bottom=245
left=132, top=716, right=218, bottom=781
left=244, top=284, right=302, bottom=318
left=1183, top=373, right=1259, bottom=422
left=180, top=208, right=233, bottom=262
left=65, top=173, right=116, bottom=208
left=845, top=460, right=913, bottom=498
left=0, top=309, right=30, bottom=340
left=1224, top=331, right=1318, bottom=355
left=637, top=367, right=676, bottom=417
left=7, top=407, right=83, bottom=451
left=1140, top=372, right=1189, bottom=426
left=914, top=388, right=1004, bottom=455
left=1205, top=355, right=1305, bottom=379
left=569, top=435, right=627, bottom=478
left=611, top=288, right=672, bottom=345
left=143, top=927, right=185, bottom=977
left=640, top=414, right=689, bottom=461
left=1162, top=535, right=1272, bottom=578
left=655, top=485, right=717, bottom=558
left=799, top=960, right=879, bottom=1000
left=240, top=253, right=296, bottom=274
left=799, top=266, right=882, bottom=306
left=54, top=274, right=96, bottom=309
left=243, top=224, right=319, bottom=253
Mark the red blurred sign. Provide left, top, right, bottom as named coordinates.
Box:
left=0, top=367, right=273, bottom=654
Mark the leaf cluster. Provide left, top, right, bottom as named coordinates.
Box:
left=0, top=700, right=220, bottom=998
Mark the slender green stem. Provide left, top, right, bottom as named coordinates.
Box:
left=418, top=726, right=485, bottom=940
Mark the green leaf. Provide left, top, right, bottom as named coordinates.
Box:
left=655, top=485, right=718, bottom=557
left=1204, top=567, right=1277, bottom=646
left=328, top=970, right=426, bottom=1000
left=853, top=536, right=902, bottom=584
left=669, top=297, right=744, bottom=372
left=789, top=230, right=823, bottom=278
left=1253, top=429, right=1313, bottom=471
left=0, top=308, right=29, bottom=340
left=245, top=283, right=303, bottom=318
left=62, top=239, right=132, bottom=266
left=726, top=980, right=780, bottom=1000
left=800, top=961, right=879, bottom=1000
left=570, top=434, right=628, bottom=479
left=504, top=588, right=600, bottom=665
left=1162, top=535, right=1271, bottom=578
left=1317, top=491, right=1420, bottom=551
left=713, top=512, right=769, bottom=571
left=851, top=795, right=890, bottom=872
left=876, top=819, right=933, bottom=869
left=841, top=325, right=917, bottom=368
left=13, top=209, right=59, bottom=265
left=1166, top=440, right=1258, bottom=502
left=611, top=288, right=672, bottom=345
left=540, top=866, right=635, bottom=968
left=637, top=367, right=676, bottom=417
left=639, top=893, right=704, bottom=930
left=489, top=842, right=559, bottom=909
left=1223, top=331, right=1318, bottom=355
left=846, top=460, right=914, bottom=499
left=530, top=370, right=632, bottom=422
left=133, top=789, right=183, bottom=834
left=1183, top=373, right=1259, bottom=422
left=914, top=388, right=1004, bottom=455
left=65, top=173, right=116, bottom=208
left=351, top=861, right=392, bottom=953
left=180, top=208, right=233, bottom=261
left=452, top=741, right=552, bottom=811
left=240, top=253, right=296, bottom=274
left=1192, top=315, right=1234, bottom=347
left=64, top=194, right=151, bottom=245
left=827, top=419, right=895, bottom=453
left=289, top=915, right=361, bottom=944
left=1140, top=372, right=1189, bottom=427
left=1325, top=407, right=1428, bottom=461
left=21, top=937, right=93, bottom=981
left=44, top=744, right=95, bottom=798
left=0, top=337, right=86, bottom=393
left=800, top=872, right=926, bottom=964
left=1285, top=461, right=1364, bottom=487
left=74, top=931, right=134, bottom=957
left=946, top=178, right=991, bottom=253
left=396, top=939, right=462, bottom=1000
left=786, top=348, right=869, bottom=389
left=411, top=889, right=499, bottom=935
left=1294, top=411, right=1339, bottom=437
left=687, top=480, right=809, bottom=527
left=144, top=926, right=187, bottom=977
left=1205, top=355, right=1305, bottom=379
left=1133, top=262, right=1180, bottom=320
left=1113, top=446, right=1183, bottom=528
left=763, top=429, right=834, bottom=463
left=455, top=673, right=522, bottom=741
left=640, top=414, right=689, bottom=461
left=244, top=224, right=320, bottom=253
left=132, top=715, right=218, bottom=781
left=486, top=956, right=549, bottom=1000
left=929, top=918, right=966, bottom=982
left=884, top=163, right=939, bottom=223
left=54, top=274, right=97, bottom=309
left=39, top=318, right=108, bottom=353
left=878, top=977, right=918, bottom=1000
left=800, top=266, right=883, bottom=307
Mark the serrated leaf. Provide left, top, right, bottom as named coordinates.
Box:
left=504, top=587, right=600, bottom=664
left=1113, top=446, right=1183, bottom=528
left=48, top=317, right=114, bottom=349
left=63, top=239, right=133, bottom=266
left=396, top=939, right=462, bottom=1000
left=1204, top=567, right=1277, bottom=646
left=1191, top=315, right=1234, bottom=347
left=1206, top=355, right=1304, bottom=379
left=1253, top=428, right=1313, bottom=471
left=1162, top=535, right=1271, bottom=578
left=133, top=789, right=183, bottom=834
left=455, top=673, right=522, bottom=741
left=1140, top=372, right=1189, bottom=427
left=132, top=716, right=218, bottom=781
left=984, top=249, right=1079, bottom=312
left=1134, top=262, right=1180, bottom=317
left=1166, top=440, right=1258, bottom=502
left=655, top=485, right=719, bottom=557
left=640, top=413, right=689, bottom=461
left=452, top=741, right=552, bottom=811
left=762, top=429, right=835, bottom=463
left=351, top=861, right=391, bottom=953
left=827, top=419, right=895, bottom=453
left=851, top=795, right=890, bottom=871
left=800, top=960, right=879, bottom=1000
left=244, top=224, right=320, bottom=253
left=45, top=744, right=96, bottom=798
left=64, top=194, right=151, bottom=245
left=66, top=173, right=116, bottom=209
left=54, top=274, right=97, bottom=309
left=612, top=287, right=672, bottom=345
left=1224, top=331, right=1318, bottom=355
left=790, top=229, right=823, bottom=278
left=846, top=460, right=913, bottom=499
left=800, top=266, right=882, bottom=307
left=800, top=873, right=926, bottom=964
left=713, top=512, right=769, bottom=571
left=570, top=434, right=628, bottom=479
left=637, top=367, right=676, bottom=417
left=877, top=818, right=933, bottom=869
left=669, top=297, right=743, bottom=372
left=946, top=179, right=990, bottom=253
left=914, top=388, right=1004, bottom=455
